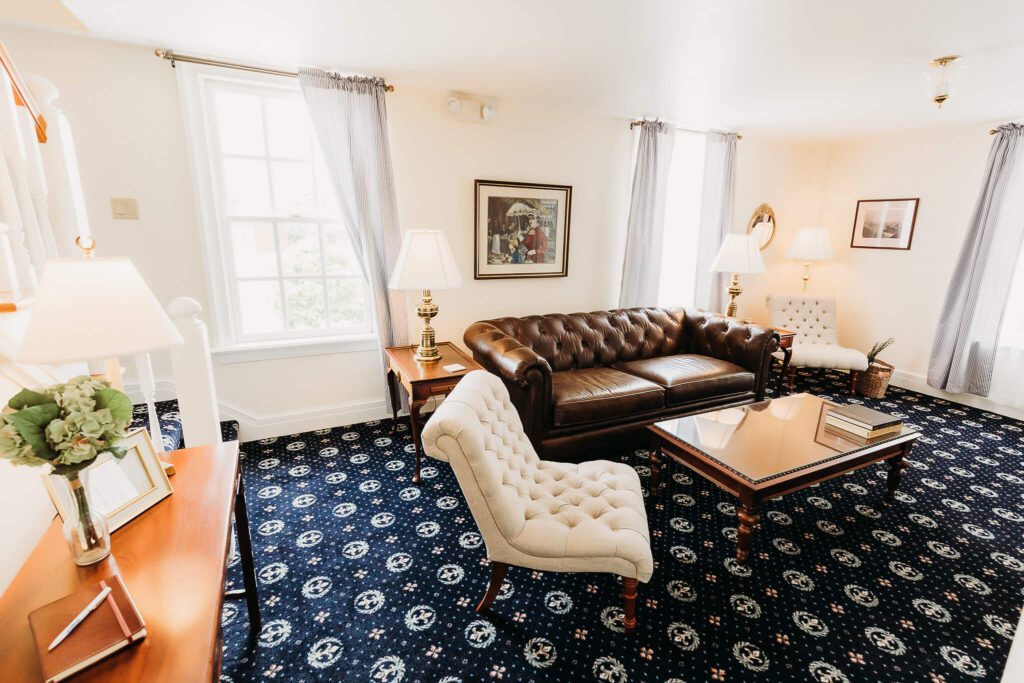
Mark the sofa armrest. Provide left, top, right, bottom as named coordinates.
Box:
left=464, top=322, right=553, bottom=445
left=683, top=310, right=780, bottom=398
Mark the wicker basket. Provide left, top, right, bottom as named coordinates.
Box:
left=855, top=360, right=894, bottom=399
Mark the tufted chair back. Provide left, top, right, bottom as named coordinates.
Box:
left=483, top=308, right=687, bottom=371
left=421, top=370, right=541, bottom=545
left=766, top=294, right=840, bottom=346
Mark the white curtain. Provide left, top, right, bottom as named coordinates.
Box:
left=618, top=120, right=675, bottom=308
left=989, top=236, right=1024, bottom=407
left=928, top=123, right=1024, bottom=396
left=297, top=68, right=410, bottom=377
left=694, top=131, right=738, bottom=313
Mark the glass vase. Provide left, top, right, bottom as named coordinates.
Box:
left=57, top=469, right=111, bottom=566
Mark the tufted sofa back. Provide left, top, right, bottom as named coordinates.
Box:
left=482, top=308, right=687, bottom=371
left=766, top=294, right=840, bottom=345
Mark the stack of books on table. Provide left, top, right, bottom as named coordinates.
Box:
left=825, top=404, right=903, bottom=444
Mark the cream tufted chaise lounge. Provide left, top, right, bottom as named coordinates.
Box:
left=766, top=294, right=868, bottom=391
left=421, top=370, right=653, bottom=631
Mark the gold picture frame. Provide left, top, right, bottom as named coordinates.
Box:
left=44, top=428, right=173, bottom=532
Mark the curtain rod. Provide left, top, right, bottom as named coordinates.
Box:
left=154, top=49, right=395, bottom=91
left=630, top=120, right=742, bottom=140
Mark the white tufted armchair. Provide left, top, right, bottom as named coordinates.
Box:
left=421, top=370, right=653, bottom=631
left=766, top=294, right=868, bottom=391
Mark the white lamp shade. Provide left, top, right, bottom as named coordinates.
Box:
left=17, top=258, right=184, bottom=365
left=388, top=230, right=463, bottom=290
left=709, top=233, right=765, bottom=274
left=785, top=226, right=835, bottom=260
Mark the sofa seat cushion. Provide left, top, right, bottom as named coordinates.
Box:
left=551, top=367, right=664, bottom=427
left=614, top=354, right=755, bottom=406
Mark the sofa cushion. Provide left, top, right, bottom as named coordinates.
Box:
left=614, top=354, right=755, bottom=405
left=551, top=367, right=664, bottom=426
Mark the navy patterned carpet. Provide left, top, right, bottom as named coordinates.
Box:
left=213, top=369, right=1022, bottom=682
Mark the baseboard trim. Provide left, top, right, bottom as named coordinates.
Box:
left=889, top=369, right=1024, bottom=421
left=123, top=376, right=392, bottom=441
left=219, top=398, right=391, bottom=441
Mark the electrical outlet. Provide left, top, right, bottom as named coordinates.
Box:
left=110, top=197, right=139, bottom=219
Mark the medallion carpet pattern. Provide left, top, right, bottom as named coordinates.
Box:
left=220, top=369, right=1022, bottom=682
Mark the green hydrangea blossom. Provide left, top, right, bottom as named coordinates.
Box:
left=2, top=376, right=133, bottom=474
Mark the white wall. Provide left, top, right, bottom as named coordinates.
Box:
left=740, top=126, right=996, bottom=378
left=0, top=23, right=633, bottom=437
left=732, top=136, right=830, bottom=322
left=388, top=89, right=634, bottom=347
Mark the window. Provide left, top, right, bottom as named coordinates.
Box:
left=657, top=131, right=706, bottom=307
left=179, top=65, right=372, bottom=357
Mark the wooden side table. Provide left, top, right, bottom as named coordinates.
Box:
left=0, top=441, right=259, bottom=682
left=385, top=342, right=483, bottom=483
left=774, top=326, right=795, bottom=395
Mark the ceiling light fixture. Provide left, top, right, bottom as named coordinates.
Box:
left=926, top=55, right=963, bottom=109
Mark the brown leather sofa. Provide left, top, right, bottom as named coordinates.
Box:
left=464, top=307, right=780, bottom=460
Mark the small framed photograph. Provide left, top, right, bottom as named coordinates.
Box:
left=851, top=198, right=919, bottom=250
left=474, top=180, right=572, bottom=279
left=44, top=428, right=173, bottom=532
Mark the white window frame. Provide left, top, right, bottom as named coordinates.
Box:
left=176, top=62, right=377, bottom=363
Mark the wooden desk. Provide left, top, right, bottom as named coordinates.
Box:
left=0, top=441, right=260, bottom=682
left=385, top=342, right=483, bottom=482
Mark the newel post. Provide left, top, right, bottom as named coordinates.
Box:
left=167, top=297, right=223, bottom=447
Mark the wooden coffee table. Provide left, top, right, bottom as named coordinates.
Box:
left=648, top=393, right=918, bottom=565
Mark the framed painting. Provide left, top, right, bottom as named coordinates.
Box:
left=851, top=198, right=919, bottom=250
left=474, top=180, right=572, bottom=279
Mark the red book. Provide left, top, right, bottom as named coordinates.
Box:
left=28, top=575, right=146, bottom=683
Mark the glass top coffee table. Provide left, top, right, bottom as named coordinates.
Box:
left=648, top=393, right=919, bottom=565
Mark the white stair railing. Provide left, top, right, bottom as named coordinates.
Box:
left=167, top=297, right=223, bottom=446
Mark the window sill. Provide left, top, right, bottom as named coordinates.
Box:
left=211, top=335, right=379, bottom=364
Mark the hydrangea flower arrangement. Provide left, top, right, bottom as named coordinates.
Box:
left=0, top=375, right=133, bottom=477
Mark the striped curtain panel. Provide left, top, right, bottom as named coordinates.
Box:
left=618, top=120, right=675, bottom=307
left=298, top=68, right=410, bottom=372
left=694, top=131, right=738, bottom=314
left=927, top=123, right=1024, bottom=396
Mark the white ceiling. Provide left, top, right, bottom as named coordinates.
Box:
left=47, top=0, right=1024, bottom=137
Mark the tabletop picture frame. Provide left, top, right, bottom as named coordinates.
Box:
left=44, top=428, right=173, bottom=532
left=474, top=180, right=572, bottom=279
left=850, top=198, right=919, bottom=250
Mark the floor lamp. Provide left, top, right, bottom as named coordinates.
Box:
left=17, top=257, right=183, bottom=461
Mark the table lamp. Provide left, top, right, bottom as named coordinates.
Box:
left=785, top=227, right=834, bottom=292
left=709, top=233, right=765, bottom=318
left=17, top=254, right=184, bottom=454
left=388, top=230, right=462, bottom=362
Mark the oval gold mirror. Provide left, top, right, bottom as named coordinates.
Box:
left=747, top=203, right=776, bottom=250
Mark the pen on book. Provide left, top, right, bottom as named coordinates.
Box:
left=48, top=586, right=112, bottom=651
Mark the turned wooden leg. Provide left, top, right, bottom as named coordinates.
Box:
left=787, top=366, right=796, bottom=392
left=386, top=368, right=400, bottom=428
left=621, top=576, right=638, bottom=632
left=649, top=448, right=662, bottom=497
left=475, top=561, right=508, bottom=613
left=850, top=371, right=859, bottom=395
left=884, top=452, right=909, bottom=503
left=408, top=398, right=425, bottom=484
left=736, top=504, right=760, bottom=565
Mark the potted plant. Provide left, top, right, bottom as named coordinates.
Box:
left=855, top=338, right=895, bottom=399
left=0, top=376, right=133, bottom=565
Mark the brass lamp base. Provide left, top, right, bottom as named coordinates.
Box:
left=725, top=273, right=744, bottom=318
left=801, top=261, right=812, bottom=293
left=414, top=289, right=442, bottom=363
